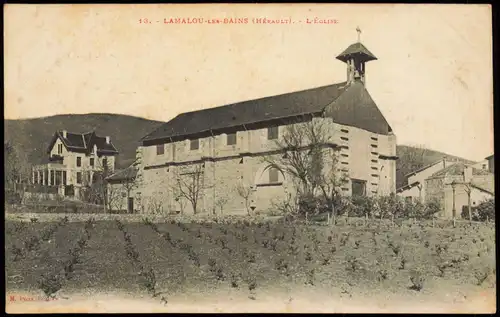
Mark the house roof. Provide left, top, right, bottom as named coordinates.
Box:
left=323, top=80, right=392, bottom=135
left=106, top=165, right=137, bottom=182
left=142, top=82, right=348, bottom=143
left=336, top=42, right=378, bottom=63
left=471, top=183, right=495, bottom=195
left=141, top=80, right=393, bottom=143
left=430, top=162, right=491, bottom=178
left=486, top=154, right=494, bottom=160
left=404, top=159, right=454, bottom=178
left=396, top=181, right=420, bottom=193
left=47, top=131, right=119, bottom=155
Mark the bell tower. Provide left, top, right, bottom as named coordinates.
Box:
left=336, top=27, right=377, bottom=86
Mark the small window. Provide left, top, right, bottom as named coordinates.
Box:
left=227, top=132, right=237, bottom=145
left=90, top=158, right=94, bottom=167
left=63, top=171, right=67, bottom=186
left=267, top=126, right=279, bottom=140
left=371, top=144, right=378, bottom=148
left=76, top=172, right=82, bottom=184
left=190, top=139, right=199, bottom=150
left=269, top=167, right=279, bottom=183
left=405, top=196, right=413, bottom=203
left=76, top=157, right=81, bottom=167
left=340, top=137, right=349, bottom=141
left=57, top=144, right=63, bottom=154
left=156, top=144, right=165, bottom=155
left=103, top=158, right=108, bottom=171
left=482, top=164, right=487, bottom=170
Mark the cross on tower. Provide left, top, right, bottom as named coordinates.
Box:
left=356, top=26, right=361, bottom=42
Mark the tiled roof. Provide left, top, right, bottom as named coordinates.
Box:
left=106, top=165, right=137, bottom=182
left=142, top=82, right=348, bottom=142
left=47, top=131, right=119, bottom=155
left=396, top=181, right=420, bottom=193
left=336, top=42, right=377, bottom=63
left=471, top=183, right=494, bottom=195
left=323, top=80, right=392, bottom=135
left=141, top=80, right=393, bottom=143
left=86, top=132, right=118, bottom=153
left=404, top=159, right=445, bottom=178
left=430, top=162, right=491, bottom=178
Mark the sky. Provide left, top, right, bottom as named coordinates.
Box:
left=4, top=4, right=494, bottom=161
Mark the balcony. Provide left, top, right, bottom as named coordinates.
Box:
left=49, top=154, right=64, bottom=163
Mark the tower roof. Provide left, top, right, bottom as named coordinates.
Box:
left=336, top=42, right=377, bottom=63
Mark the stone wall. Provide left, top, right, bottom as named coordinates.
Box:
left=136, top=117, right=397, bottom=214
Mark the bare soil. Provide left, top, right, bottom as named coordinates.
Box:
left=5, top=216, right=496, bottom=313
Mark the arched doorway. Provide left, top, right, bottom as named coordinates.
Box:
left=252, top=164, right=288, bottom=212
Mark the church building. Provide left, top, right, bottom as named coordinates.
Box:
left=132, top=31, right=397, bottom=215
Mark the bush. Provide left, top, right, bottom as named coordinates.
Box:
left=461, top=198, right=495, bottom=222
left=349, top=195, right=376, bottom=218
left=297, top=193, right=318, bottom=216
left=5, top=189, right=22, bottom=204
left=347, top=194, right=440, bottom=220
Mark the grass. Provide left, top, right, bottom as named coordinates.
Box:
left=5, top=216, right=496, bottom=311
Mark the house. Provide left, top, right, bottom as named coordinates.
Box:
left=472, top=159, right=489, bottom=171
left=29, top=130, right=119, bottom=200
left=486, top=154, right=494, bottom=173
left=396, top=158, right=457, bottom=202
left=134, top=33, right=398, bottom=215
left=425, top=162, right=494, bottom=219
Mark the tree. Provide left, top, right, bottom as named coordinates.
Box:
left=5, top=141, right=31, bottom=203
left=236, top=181, right=254, bottom=215
left=106, top=183, right=124, bottom=212
left=316, top=152, right=350, bottom=224
left=5, top=141, right=30, bottom=186
left=171, top=164, right=211, bottom=214
left=262, top=117, right=348, bottom=219
left=214, top=195, right=230, bottom=215
left=80, top=156, right=113, bottom=208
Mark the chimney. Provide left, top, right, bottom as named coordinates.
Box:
left=106, top=136, right=110, bottom=144
left=62, top=130, right=67, bottom=138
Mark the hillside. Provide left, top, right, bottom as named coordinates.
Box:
left=4, top=113, right=475, bottom=187
left=4, top=114, right=165, bottom=169
left=395, top=145, right=476, bottom=189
